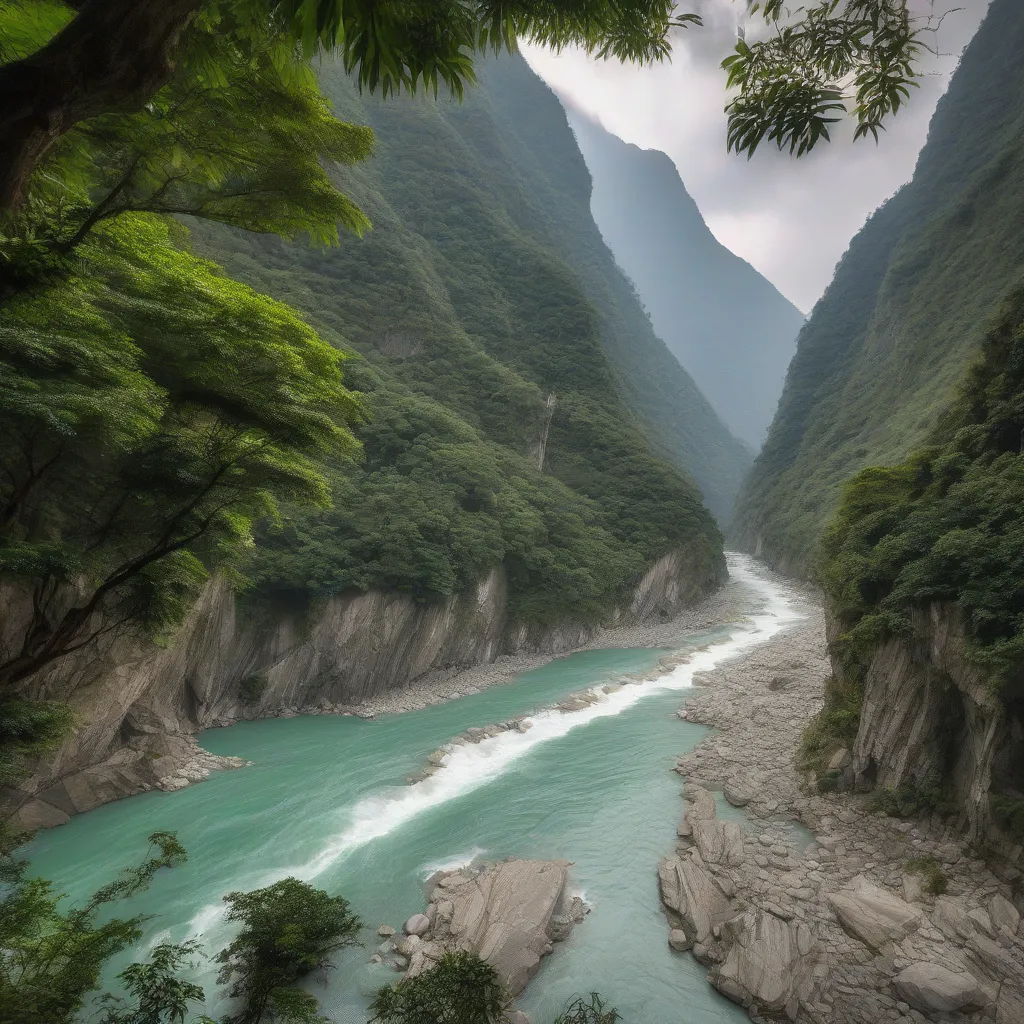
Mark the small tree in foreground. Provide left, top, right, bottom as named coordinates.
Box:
left=552, top=994, right=621, bottom=1024
left=215, top=877, right=361, bottom=1024
left=369, top=951, right=508, bottom=1024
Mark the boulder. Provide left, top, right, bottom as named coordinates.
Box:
left=709, top=909, right=815, bottom=1016
left=377, top=924, right=396, bottom=937
left=724, top=782, right=752, bottom=807
left=403, top=914, right=431, bottom=937
left=989, top=894, right=1020, bottom=936
left=403, top=859, right=573, bottom=996
left=893, top=962, right=983, bottom=1013
left=933, top=896, right=972, bottom=940
left=828, top=875, right=922, bottom=951
left=827, top=748, right=853, bottom=771
left=668, top=929, right=692, bottom=951
left=658, top=853, right=732, bottom=947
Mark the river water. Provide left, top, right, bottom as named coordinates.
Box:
left=23, top=554, right=804, bottom=1023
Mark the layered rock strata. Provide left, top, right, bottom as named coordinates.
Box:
left=663, top=597, right=1024, bottom=1024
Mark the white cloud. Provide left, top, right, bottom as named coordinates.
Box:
left=523, top=0, right=991, bottom=313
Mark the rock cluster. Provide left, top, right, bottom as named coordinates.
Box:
left=378, top=859, right=586, bottom=998
left=663, top=595, right=1024, bottom=1024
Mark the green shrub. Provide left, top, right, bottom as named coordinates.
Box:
left=905, top=856, right=949, bottom=895
left=991, top=794, right=1024, bottom=842
left=239, top=674, right=269, bottom=706
left=797, top=675, right=863, bottom=777
left=868, top=774, right=948, bottom=820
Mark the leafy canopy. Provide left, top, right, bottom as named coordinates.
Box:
left=724, top=1, right=942, bottom=156
left=215, top=877, right=361, bottom=1024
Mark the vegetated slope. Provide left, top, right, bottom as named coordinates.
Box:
left=190, top=53, right=737, bottom=624
left=566, top=112, right=805, bottom=450
left=731, top=0, right=1024, bottom=576
left=811, top=286, right=1024, bottom=846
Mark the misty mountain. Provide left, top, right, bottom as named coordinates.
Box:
left=566, top=112, right=805, bottom=450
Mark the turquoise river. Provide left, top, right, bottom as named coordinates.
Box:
left=22, top=555, right=805, bottom=1023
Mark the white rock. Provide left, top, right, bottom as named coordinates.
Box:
left=893, top=962, right=982, bottom=1013
left=403, top=913, right=431, bottom=936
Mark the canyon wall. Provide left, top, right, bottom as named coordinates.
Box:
left=5, top=548, right=716, bottom=831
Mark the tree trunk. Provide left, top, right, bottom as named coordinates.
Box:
left=0, top=0, right=203, bottom=210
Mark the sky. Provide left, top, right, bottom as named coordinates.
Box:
left=523, top=0, right=992, bottom=313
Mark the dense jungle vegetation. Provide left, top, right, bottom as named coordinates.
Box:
left=811, top=287, right=1024, bottom=821
left=731, top=0, right=1024, bottom=575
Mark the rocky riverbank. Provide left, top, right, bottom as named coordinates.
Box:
left=662, top=590, right=1024, bottom=1023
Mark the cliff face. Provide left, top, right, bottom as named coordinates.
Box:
left=732, top=0, right=1024, bottom=574
left=6, top=549, right=716, bottom=831
left=566, top=113, right=804, bottom=450
left=828, top=603, right=1022, bottom=856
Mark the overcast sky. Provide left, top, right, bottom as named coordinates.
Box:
left=523, top=0, right=991, bottom=313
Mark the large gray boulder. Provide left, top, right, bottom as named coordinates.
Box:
left=709, top=908, right=818, bottom=1017
left=404, top=859, right=573, bottom=996
left=828, top=874, right=922, bottom=951
left=893, top=962, right=982, bottom=1013
left=658, top=852, right=732, bottom=947
left=403, top=913, right=431, bottom=936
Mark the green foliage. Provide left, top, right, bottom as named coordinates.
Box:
left=0, top=214, right=361, bottom=688
left=0, top=698, right=73, bottom=789
left=725, top=1, right=929, bottom=157
left=904, top=856, right=949, bottom=895
left=0, top=832, right=186, bottom=1024
left=991, top=795, right=1024, bottom=843
left=94, top=941, right=207, bottom=1024
left=368, top=950, right=508, bottom=1024
left=238, top=674, right=270, bottom=706
left=732, top=0, right=1024, bottom=574
left=797, top=674, right=863, bottom=778
left=819, top=287, right=1024, bottom=688
left=868, top=775, right=948, bottom=821
left=552, top=994, right=621, bottom=1024
left=195, top=54, right=728, bottom=622
left=215, top=877, right=361, bottom=1024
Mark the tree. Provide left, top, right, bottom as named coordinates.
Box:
left=214, top=877, right=361, bottom=1024
left=368, top=951, right=509, bottom=1024
left=94, top=941, right=208, bottom=1024
left=0, top=0, right=699, bottom=209
left=0, top=832, right=187, bottom=1024
left=724, top=1, right=950, bottom=157
left=0, top=213, right=362, bottom=690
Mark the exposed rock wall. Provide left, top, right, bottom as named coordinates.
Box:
left=834, top=604, right=1021, bottom=850
left=5, top=547, right=718, bottom=830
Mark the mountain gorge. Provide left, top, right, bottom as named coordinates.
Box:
left=732, top=0, right=1024, bottom=576
left=3, top=53, right=748, bottom=827
left=566, top=112, right=805, bottom=450
left=733, top=0, right=1024, bottom=857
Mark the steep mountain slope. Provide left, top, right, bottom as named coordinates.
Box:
left=566, top=113, right=805, bottom=449
left=195, top=55, right=750, bottom=528
left=731, top=0, right=1024, bottom=574
left=189, top=51, right=744, bottom=615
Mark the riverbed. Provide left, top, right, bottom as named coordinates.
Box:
left=23, top=554, right=804, bottom=1023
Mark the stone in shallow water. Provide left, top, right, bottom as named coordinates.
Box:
left=893, top=961, right=982, bottom=1013
left=724, top=782, right=752, bottom=807
left=403, top=913, right=431, bottom=936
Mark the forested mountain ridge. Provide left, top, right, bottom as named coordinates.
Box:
left=196, top=54, right=750, bottom=532
left=566, top=112, right=804, bottom=450
left=731, top=0, right=1024, bottom=575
